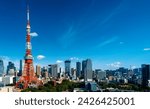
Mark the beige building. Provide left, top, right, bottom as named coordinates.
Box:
left=36, top=65, right=41, bottom=77
left=0, top=86, right=14, bottom=92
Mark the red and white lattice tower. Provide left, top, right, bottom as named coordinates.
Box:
left=16, top=5, right=42, bottom=89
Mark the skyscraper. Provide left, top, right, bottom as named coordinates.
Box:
left=65, top=60, right=71, bottom=78
left=82, top=60, right=86, bottom=78
left=71, top=68, right=76, bottom=80
left=76, top=62, right=81, bottom=78
left=84, top=59, right=93, bottom=82
left=41, top=66, right=48, bottom=78
left=36, top=65, right=41, bottom=77
left=142, top=64, right=150, bottom=87
left=0, top=59, right=4, bottom=75
left=18, top=60, right=23, bottom=76
left=6, top=61, right=16, bottom=75
left=48, top=64, right=58, bottom=79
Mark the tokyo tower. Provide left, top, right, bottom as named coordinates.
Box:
left=16, top=4, right=42, bottom=89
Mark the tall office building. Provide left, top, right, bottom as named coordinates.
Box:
left=6, top=61, right=16, bottom=75
left=18, top=60, right=23, bottom=76
left=71, top=68, right=76, bottom=80
left=142, top=64, right=150, bottom=87
left=0, top=59, right=4, bottom=75
left=58, top=67, right=61, bottom=78
left=82, top=60, right=86, bottom=78
left=76, top=62, right=81, bottom=78
left=84, top=59, right=93, bottom=82
left=41, top=66, right=48, bottom=78
left=36, top=65, right=41, bottom=77
left=65, top=60, right=71, bottom=78
left=48, top=64, right=58, bottom=79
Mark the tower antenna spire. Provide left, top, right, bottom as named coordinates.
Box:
left=27, top=0, right=30, bottom=22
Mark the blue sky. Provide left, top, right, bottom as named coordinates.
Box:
left=0, top=0, right=150, bottom=70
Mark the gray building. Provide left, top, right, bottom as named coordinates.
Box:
left=41, top=66, right=48, bottom=78
left=6, top=62, right=16, bottom=75
left=95, top=69, right=106, bottom=82
left=65, top=60, right=71, bottom=78
left=48, top=64, right=58, bottom=79
left=0, top=59, right=4, bottom=75
left=142, top=64, right=150, bottom=87
left=71, top=68, right=76, bottom=80
left=116, top=67, right=128, bottom=78
left=76, top=62, right=81, bottom=78
left=83, top=59, right=93, bottom=82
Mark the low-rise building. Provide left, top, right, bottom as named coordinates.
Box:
left=0, top=86, right=14, bottom=92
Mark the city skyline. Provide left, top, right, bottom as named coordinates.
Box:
left=0, top=0, right=150, bottom=70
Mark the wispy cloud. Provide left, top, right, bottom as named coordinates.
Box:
left=77, top=1, right=124, bottom=34
left=60, top=25, right=77, bottom=49
left=107, top=62, right=122, bottom=68
left=37, top=55, right=45, bottom=60
left=100, top=1, right=124, bottom=25
left=30, top=32, right=38, bottom=37
left=144, top=48, right=150, bottom=51
left=0, top=56, right=10, bottom=60
left=97, top=36, right=118, bottom=47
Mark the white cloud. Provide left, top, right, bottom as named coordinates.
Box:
left=56, top=60, right=63, bottom=64
left=70, top=57, right=79, bottom=61
left=30, top=32, right=38, bottom=37
left=144, top=48, right=150, bottom=51
left=131, top=66, right=136, bottom=69
left=37, top=55, right=45, bottom=60
left=107, top=62, right=121, bottom=68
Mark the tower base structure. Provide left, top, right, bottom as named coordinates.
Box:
left=16, top=60, right=43, bottom=89
left=16, top=76, right=43, bottom=89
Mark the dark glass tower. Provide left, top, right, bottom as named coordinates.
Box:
left=142, top=64, right=150, bottom=87
left=82, top=60, right=86, bottom=78
left=18, top=60, right=23, bottom=76
left=76, top=62, right=81, bottom=78
left=65, top=60, right=71, bottom=78
left=6, top=61, right=16, bottom=75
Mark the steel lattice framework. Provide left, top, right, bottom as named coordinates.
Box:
left=16, top=5, right=42, bottom=89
